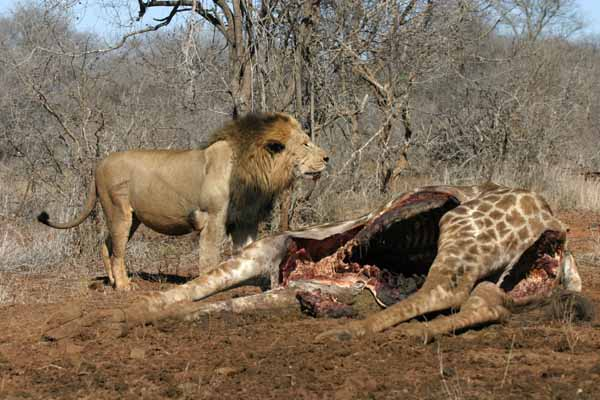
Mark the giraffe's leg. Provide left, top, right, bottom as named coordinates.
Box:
left=393, top=282, right=511, bottom=343
left=316, top=266, right=478, bottom=341
left=152, top=242, right=273, bottom=307
left=169, top=289, right=298, bottom=322
left=43, top=287, right=298, bottom=341
left=43, top=239, right=278, bottom=341
left=387, top=251, right=585, bottom=342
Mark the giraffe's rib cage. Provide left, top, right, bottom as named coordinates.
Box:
left=278, top=192, right=461, bottom=315
left=275, top=190, right=571, bottom=317
left=345, top=192, right=458, bottom=278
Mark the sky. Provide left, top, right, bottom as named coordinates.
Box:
left=0, top=0, right=179, bottom=41
left=0, top=0, right=599, bottom=37
left=576, top=0, right=600, bottom=35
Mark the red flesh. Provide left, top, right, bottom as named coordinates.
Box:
left=279, top=193, right=566, bottom=318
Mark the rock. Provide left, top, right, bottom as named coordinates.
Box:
left=214, top=366, right=245, bottom=376
left=129, top=347, right=146, bottom=360
left=62, top=342, right=84, bottom=355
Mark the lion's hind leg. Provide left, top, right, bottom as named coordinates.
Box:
left=101, top=216, right=140, bottom=289
left=101, top=235, right=114, bottom=286
left=106, top=207, right=140, bottom=291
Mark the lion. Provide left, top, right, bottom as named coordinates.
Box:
left=38, top=112, right=329, bottom=290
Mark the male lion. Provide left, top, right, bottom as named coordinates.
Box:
left=38, top=112, right=329, bottom=290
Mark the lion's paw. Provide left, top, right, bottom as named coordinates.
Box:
left=114, top=281, right=138, bottom=292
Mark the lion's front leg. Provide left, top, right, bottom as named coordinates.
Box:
left=198, top=210, right=227, bottom=274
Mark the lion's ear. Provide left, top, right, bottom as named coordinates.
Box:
left=265, top=141, right=286, bottom=154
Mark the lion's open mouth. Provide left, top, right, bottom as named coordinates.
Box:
left=276, top=192, right=570, bottom=318
left=303, top=171, right=323, bottom=180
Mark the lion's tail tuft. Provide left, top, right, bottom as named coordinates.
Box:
left=36, top=177, right=98, bottom=229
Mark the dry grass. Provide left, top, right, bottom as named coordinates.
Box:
left=538, top=168, right=600, bottom=212
left=0, top=214, right=77, bottom=272
left=410, top=162, right=600, bottom=213
left=437, top=343, right=465, bottom=400
left=560, top=312, right=582, bottom=354
left=303, top=161, right=600, bottom=229
left=0, top=175, right=95, bottom=304
left=490, top=163, right=600, bottom=212
left=2, top=158, right=599, bottom=305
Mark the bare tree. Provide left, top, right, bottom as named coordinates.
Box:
left=486, top=0, right=583, bottom=42
left=131, top=1, right=272, bottom=117
left=2, top=0, right=600, bottom=271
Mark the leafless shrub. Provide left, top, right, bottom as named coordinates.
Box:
left=1, top=0, right=599, bottom=279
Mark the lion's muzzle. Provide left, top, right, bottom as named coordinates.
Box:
left=298, top=144, right=329, bottom=180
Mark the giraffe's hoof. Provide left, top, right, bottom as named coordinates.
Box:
left=315, top=320, right=367, bottom=342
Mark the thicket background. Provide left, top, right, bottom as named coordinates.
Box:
left=1, top=0, right=599, bottom=300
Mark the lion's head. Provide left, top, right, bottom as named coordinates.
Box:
left=211, top=112, right=329, bottom=198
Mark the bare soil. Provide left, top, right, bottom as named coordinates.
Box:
left=1, top=211, right=599, bottom=400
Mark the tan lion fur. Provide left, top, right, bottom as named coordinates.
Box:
left=38, top=112, right=328, bottom=290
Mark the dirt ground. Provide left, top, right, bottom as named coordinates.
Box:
left=1, top=210, right=599, bottom=400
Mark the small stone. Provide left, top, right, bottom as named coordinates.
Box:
left=178, top=382, right=199, bottom=394
left=214, top=366, right=244, bottom=376
left=67, top=354, right=83, bottom=369
left=61, top=342, right=84, bottom=355
left=442, top=367, right=456, bottom=378
left=163, top=386, right=183, bottom=398
left=0, top=352, right=11, bottom=366
left=129, top=348, right=145, bottom=360
left=88, top=281, right=104, bottom=291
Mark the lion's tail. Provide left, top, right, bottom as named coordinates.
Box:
left=37, top=176, right=98, bottom=229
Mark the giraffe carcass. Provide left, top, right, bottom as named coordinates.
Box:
left=44, top=183, right=584, bottom=341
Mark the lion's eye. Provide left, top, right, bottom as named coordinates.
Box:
left=266, top=141, right=285, bottom=154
